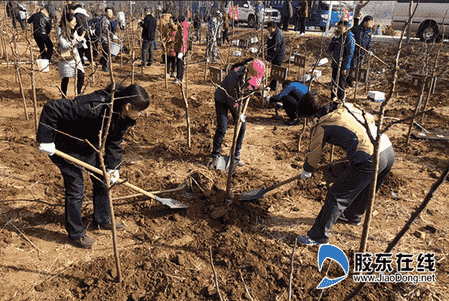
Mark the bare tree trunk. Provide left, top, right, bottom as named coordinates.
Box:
left=99, top=33, right=122, bottom=282
left=16, top=66, right=28, bottom=120
left=405, top=85, right=426, bottom=147
left=29, top=51, right=38, bottom=136
left=406, top=1, right=413, bottom=44
left=226, top=96, right=250, bottom=199
left=180, top=78, right=191, bottom=148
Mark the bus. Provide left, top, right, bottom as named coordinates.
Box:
left=268, top=0, right=353, bottom=31
left=391, top=0, right=449, bottom=42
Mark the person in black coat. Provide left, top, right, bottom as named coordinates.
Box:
left=37, top=83, right=151, bottom=249
left=266, top=22, right=286, bottom=90
left=348, top=15, right=373, bottom=87
left=88, top=13, right=100, bottom=59
left=328, top=21, right=355, bottom=100
left=27, top=6, right=54, bottom=61
left=139, top=8, right=157, bottom=67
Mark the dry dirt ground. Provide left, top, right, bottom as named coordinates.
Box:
left=0, top=22, right=448, bottom=301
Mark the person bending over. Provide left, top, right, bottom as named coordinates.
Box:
left=37, top=83, right=151, bottom=249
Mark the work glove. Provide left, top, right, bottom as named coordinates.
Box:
left=177, top=52, right=183, bottom=60
left=368, top=51, right=373, bottom=56
left=38, top=142, right=56, bottom=156
left=107, top=169, right=120, bottom=185
left=299, top=169, right=312, bottom=180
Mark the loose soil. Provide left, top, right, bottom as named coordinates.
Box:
left=1, top=21, right=448, bottom=301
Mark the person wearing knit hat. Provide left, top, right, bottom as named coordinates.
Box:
left=210, top=59, right=266, bottom=174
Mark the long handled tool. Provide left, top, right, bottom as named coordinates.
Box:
left=355, top=42, right=390, bottom=68
left=239, top=160, right=348, bottom=201
left=54, top=150, right=188, bottom=209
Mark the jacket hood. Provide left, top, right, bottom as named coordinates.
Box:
left=74, top=8, right=89, bottom=17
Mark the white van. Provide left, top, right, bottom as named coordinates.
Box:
left=391, top=0, right=449, bottom=42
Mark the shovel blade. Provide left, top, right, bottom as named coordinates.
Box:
left=154, top=195, right=188, bottom=209
left=239, top=188, right=267, bottom=201
left=215, top=155, right=230, bottom=171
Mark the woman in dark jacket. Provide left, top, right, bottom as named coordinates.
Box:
left=28, top=6, right=54, bottom=61
left=37, top=83, right=151, bottom=249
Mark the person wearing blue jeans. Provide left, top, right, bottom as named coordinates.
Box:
left=292, top=98, right=395, bottom=246
left=211, top=59, right=266, bottom=173
left=37, top=83, right=151, bottom=248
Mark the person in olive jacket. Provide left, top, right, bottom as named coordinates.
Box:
left=293, top=97, right=395, bottom=246
left=28, top=6, right=53, bottom=61
left=37, top=83, right=151, bottom=249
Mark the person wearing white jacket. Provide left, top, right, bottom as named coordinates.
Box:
left=57, top=13, right=85, bottom=96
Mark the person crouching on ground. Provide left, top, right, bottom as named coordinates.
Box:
left=37, top=83, right=151, bottom=249
left=211, top=59, right=266, bottom=173
left=293, top=96, right=395, bottom=246
left=57, top=13, right=85, bottom=97
left=267, top=80, right=312, bottom=126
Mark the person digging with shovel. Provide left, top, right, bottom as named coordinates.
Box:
left=37, top=83, right=151, bottom=249
left=294, top=96, right=395, bottom=246
left=210, top=58, right=266, bottom=174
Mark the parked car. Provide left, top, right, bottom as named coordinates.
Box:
left=225, top=1, right=281, bottom=28
left=392, top=0, right=449, bottom=42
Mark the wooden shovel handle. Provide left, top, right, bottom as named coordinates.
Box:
left=54, top=150, right=158, bottom=201
left=269, top=160, right=349, bottom=191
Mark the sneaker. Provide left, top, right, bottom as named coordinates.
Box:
left=337, top=213, right=362, bottom=226
left=234, top=156, right=244, bottom=167
left=102, top=66, right=110, bottom=72
left=92, top=220, right=126, bottom=231
left=287, top=118, right=301, bottom=126
left=173, top=78, right=180, bottom=84
left=210, top=155, right=220, bottom=169
left=170, top=72, right=175, bottom=78
left=71, top=235, right=95, bottom=249
left=296, top=235, right=328, bottom=246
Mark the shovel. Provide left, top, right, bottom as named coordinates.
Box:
left=239, top=161, right=348, bottom=201
left=214, top=154, right=231, bottom=172
left=54, top=150, right=188, bottom=209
